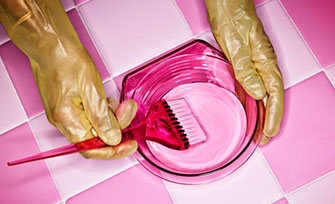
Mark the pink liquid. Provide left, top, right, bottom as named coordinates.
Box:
left=147, top=83, right=247, bottom=173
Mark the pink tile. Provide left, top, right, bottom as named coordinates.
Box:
left=0, top=123, right=61, bottom=204
left=67, top=9, right=110, bottom=81
left=67, top=164, right=174, bottom=204
left=272, top=197, right=289, bottom=204
left=254, top=0, right=272, bottom=7
left=256, top=0, right=321, bottom=89
left=0, top=24, right=9, bottom=46
left=74, top=0, right=90, bottom=6
left=175, top=0, right=210, bottom=35
left=325, top=66, right=335, bottom=88
left=260, top=72, right=335, bottom=193
left=280, top=0, right=335, bottom=68
left=287, top=172, right=335, bottom=204
left=165, top=150, right=283, bottom=204
left=103, top=79, right=120, bottom=101
left=60, top=0, right=75, bottom=11
left=78, top=0, right=193, bottom=76
left=29, top=113, right=138, bottom=200
left=0, top=42, right=44, bottom=117
left=0, top=57, right=27, bottom=133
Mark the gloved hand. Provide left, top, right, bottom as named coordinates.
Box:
left=204, top=0, right=284, bottom=145
left=0, top=0, right=138, bottom=158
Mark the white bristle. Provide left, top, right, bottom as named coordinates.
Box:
left=167, top=98, right=207, bottom=146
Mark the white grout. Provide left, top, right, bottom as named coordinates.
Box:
left=257, top=148, right=290, bottom=203
left=27, top=119, right=65, bottom=201
left=276, top=0, right=324, bottom=70
left=75, top=6, right=113, bottom=77
left=286, top=170, right=335, bottom=197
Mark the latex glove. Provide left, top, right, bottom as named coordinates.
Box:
left=204, top=0, right=284, bottom=145
left=0, top=0, right=138, bottom=159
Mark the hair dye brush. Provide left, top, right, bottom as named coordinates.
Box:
left=8, top=99, right=206, bottom=166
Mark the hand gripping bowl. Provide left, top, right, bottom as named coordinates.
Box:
left=120, top=40, right=265, bottom=184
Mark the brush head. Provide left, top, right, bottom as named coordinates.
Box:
left=162, top=99, right=207, bottom=149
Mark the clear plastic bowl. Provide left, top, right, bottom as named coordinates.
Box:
left=120, top=40, right=264, bottom=184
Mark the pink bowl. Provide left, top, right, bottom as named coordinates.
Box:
left=120, top=40, right=265, bottom=184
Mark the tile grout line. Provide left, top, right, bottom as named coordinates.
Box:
left=276, top=0, right=323, bottom=70
left=285, top=170, right=335, bottom=197
left=27, top=120, right=65, bottom=201
left=162, top=180, right=178, bottom=204
left=63, top=160, right=139, bottom=202
left=0, top=56, right=28, bottom=134
left=256, top=148, right=290, bottom=203
left=171, top=0, right=194, bottom=36
left=75, top=6, right=113, bottom=77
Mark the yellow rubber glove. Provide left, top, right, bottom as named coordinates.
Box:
left=0, top=0, right=138, bottom=158
left=204, top=0, right=284, bottom=145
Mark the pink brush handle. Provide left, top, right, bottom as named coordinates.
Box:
left=7, top=123, right=145, bottom=166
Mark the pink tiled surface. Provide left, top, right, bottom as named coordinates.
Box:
left=0, top=123, right=61, bottom=203
left=260, top=72, right=335, bottom=193
left=287, top=172, right=335, bottom=204
left=0, top=0, right=334, bottom=203
left=67, top=164, right=174, bottom=204
left=164, top=150, right=283, bottom=204
left=325, top=66, right=335, bottom=88
left=256, top=0, right=321, bottom=89
left=67, top=9, right=110, bottom=81
left=273, top=197, right=289, bottom=204
left=0, top=57, right=26, bottom=134
left=0, top=42, right=44, bottom=117
left=175, top=0, right=210, bottom=35
left=280, top=0, right=335, bottom=68
left=78, top=0, right=193, bottom=76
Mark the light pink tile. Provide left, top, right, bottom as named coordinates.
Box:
left=0, top=42, right=44, bottom=118
left=78, top=0, right=193, bottom=76
left=175, top=0, right=210, bottom=35
left=280, top=0, right=335, bottom=68
left=103, top=79, right=120, bottom=101
left=0, top=57, right=26, bottom=134
left=0, top=123, right=61, bottom=204
left=67, top=9, right=110, bottom=81
left=260, top=72, right=335, bottom=193
left=165, top=150, right=283, bottom=204
left=287, top=172, right=335, bottom=204
left=29, top=113, right=138, bottom=200
left=256, top=0, right=321, bottom=89
left=0, top=25, right=9, bottom=46
left=60, top=0, right=75, bottom=11
left=272, top=197, right=289, bottom=204
left=325, top=66, right=335, bottom=88
left=67, top=164, right=174, bottom=204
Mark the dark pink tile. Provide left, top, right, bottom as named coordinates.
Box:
left=272, top=197, right=289, bottom=204
left=280, top=0, right=335, bottom=68
left=260, top=72, right=335, bottom=193
left=67, top=9, right=110, bottom=81
left=0, top=123, right=61, bottom=203
left=0, top=42, right=44, bottom=117
left=67, top=164, right=174, bottom=204
left=74, top=0, right=90, bottom=6
left=175, top=0, right=210, bottom=35
left=254, top=0, right=272, bottom=7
